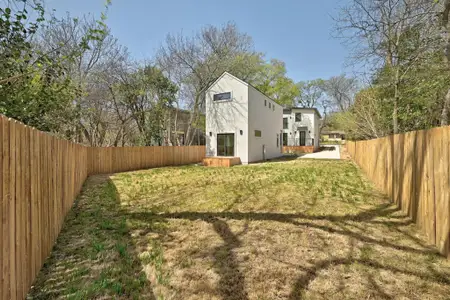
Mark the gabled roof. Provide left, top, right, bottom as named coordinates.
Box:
left=206, top=71, right=284, bottom=109
left=283, top=107, right=322, bottom=119
left=207, top=72, right=249, bottom=91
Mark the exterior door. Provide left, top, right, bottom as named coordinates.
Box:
left=217, top=134, right=235, bottom=156
left=299, top=131, right=306, bottom=146
left=283, top=133, right=288, bottom=146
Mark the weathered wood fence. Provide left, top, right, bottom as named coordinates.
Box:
left=0, top=115, right=206, bottom=300
left=347, top=126, right=450, bottom=258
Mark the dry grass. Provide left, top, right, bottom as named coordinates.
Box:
left=28, top=159, right=450, bottom=299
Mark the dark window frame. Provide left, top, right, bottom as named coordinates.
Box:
left=213, top=92, right=232, bottom=101
left=295, top=113, right=302, bottom=122
left=217, top=133, right=235, bottom=156
left=283, top=118, right=288, bottom=129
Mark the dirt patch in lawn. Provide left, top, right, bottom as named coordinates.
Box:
left=28, top=160, right=450, bottom=300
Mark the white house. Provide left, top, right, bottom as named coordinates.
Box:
left=205, top=72, right=283, bottom=164
left=282, top=107, right=321, bottom=150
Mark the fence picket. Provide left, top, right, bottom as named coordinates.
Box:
left=347, top=126, right=450, bottom=257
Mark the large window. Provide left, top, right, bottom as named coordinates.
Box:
left=217, top=134, right=234, bottom=156
left=213, top=92, right=232, bottom=101
left=295, top=113, right=302, bottom=122
left=283, top=118, right=288, bottom=129
left=255, top=130, right=262, bottom=137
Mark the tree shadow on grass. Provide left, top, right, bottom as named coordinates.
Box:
left=29, top=173, right=450, bottom=300
left=128, top=202, right=449, bottom=299
left=27, top=175, right=157, bottom=300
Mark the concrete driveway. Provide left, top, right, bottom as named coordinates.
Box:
left=298, top=145, right=341, bottom=160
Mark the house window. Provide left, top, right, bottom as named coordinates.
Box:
left=283, top=133, right=288, bottom=146
left=255, top=130, right=262, bottom=137
left=273, top=105, right=275, bottom=111
left=264, top=99, right=267, bottom=106
left=213, top=92, right=232, bottom=101
left=269, top=103, right=271, bottom=109
left=276, top=134, right=279, bottom=148
left=295, top=113, right=302, bottom=122
left=217, top=133, right=234, bottom=156
left=283, top=118, right=288, bottom=129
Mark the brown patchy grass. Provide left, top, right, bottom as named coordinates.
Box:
left=29, top=160, right=450, bottom=300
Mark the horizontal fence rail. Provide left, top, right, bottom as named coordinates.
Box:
left=347, top=126, right=450, bottom=258
left=0, top=115, right=206, bottom=300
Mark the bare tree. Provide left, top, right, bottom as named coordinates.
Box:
left=321, top=75, right=359, bottom=112
left=157, top=22, right=263, bottom=145
left=39, top=14, right=131, bottom=145
left=296, top=79, right=325, bottom=108
left=335, top=0, right=439, bottom=133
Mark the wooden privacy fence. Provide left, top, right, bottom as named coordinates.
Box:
left=0, top=115, right=206, bottom=300
left=347, top=126, right=450, bottom=258
left=88, top=145, right=205, bottom=175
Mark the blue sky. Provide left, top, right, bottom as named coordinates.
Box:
left=47, top=0, right=351, bottom=82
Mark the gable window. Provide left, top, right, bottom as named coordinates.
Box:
left=273, top=105, right=275, bottom=111
left=295, top=113, right=302, bottom=122
left=264, top=99, right=267, bottom=106
left=255, top=130, right=262, bottom=137
left=269, top=102, right=271, bottom=109
left=213, top=92, right=232, bottom=101
left=283, top=118, right=288, bottom=129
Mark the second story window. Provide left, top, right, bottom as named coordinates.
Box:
left=283, top=118, right=288, bottom=129
left=213, top=92, right=232, bottom=101
left=269, top=102, right=271, bottom=109
left=295, top=113, right=302, bottom=122
left=265, top=99, right=267, bottom=106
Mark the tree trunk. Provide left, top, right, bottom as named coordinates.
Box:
left=441, top=89, right=450, bottom=126
left=440, top=1, right=450, bottom=126
left=393, top=70, right=400, bottom=134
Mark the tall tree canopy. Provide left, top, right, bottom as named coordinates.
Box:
left=332, top=0, right=450, bottom=139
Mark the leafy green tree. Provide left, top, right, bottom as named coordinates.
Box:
left=253, top=59, right=298, bottom=106
left=0, top=0, right=110, bottom=133
left=118, top=66, right=178, bottom=146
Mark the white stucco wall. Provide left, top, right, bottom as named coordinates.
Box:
left=248, top=86, right=283, bottom=162
left=205, top=73, right=250, bottom=163
left=313, top=112, right=320, bottom=149
left=283, top=108, right=320, bottom=149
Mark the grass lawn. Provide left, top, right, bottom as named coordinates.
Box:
left=27, top=159, right=450, bottom=300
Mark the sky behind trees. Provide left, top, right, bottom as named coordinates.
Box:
left=47, top=0, right=351, bottom=82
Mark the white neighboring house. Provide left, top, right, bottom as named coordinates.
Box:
left=205, top=72, right=283, bottom=164
left=282, top=107, right=321, bottom=150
